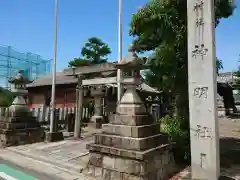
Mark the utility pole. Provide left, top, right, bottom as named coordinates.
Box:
left=50, top=0, right=58, bottom=134
left=47, top=0, right=63, bottom=142
left=117, top=0, right=123, bottom=102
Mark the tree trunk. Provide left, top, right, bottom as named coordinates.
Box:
left=175, top=90, right=189, bottom=120
left=174, top=76, right=190, bottom=130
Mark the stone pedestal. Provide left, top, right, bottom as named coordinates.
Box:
left=46, top=110, right=64, bottom=142
left=0, top=112, right=44, bottom=147
left=45, top=131, right=64, bottom=142
left=91, top=116, right=103, bottom=129
left=66, top=113, right=75, bottom=132
left=84, top=87, right=175, bottom=180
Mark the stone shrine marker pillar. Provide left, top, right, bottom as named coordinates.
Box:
left=187, top=0, right=220, bottom=179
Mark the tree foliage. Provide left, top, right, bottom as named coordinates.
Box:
left=68, top=37, right=111, bottom=67
left=68, top=58, right=90, bottom=67
left=234, top=70, right=240, bottom=90
left=0, top=87, right=14, bottom=107
left=234, top=55, right=240, bottom=90
left=216, top=58, right=223, bottom=75
left=130, top=0, right=235, bottom=119
left=130, top=0, right=235, bottom=163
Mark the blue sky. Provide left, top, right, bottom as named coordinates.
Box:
left=0, top=0, right=239, bottom=73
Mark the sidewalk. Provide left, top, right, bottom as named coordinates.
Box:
left=0, top=150, right=94, bottom=180
left=6, top=137, right=92, bottom=173
left=6, top=126, right=102, bottom=172
left=0, top=126, right=101, bottom=180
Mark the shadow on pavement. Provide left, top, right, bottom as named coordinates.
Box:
left=170, top=137, right=240, bottom=179
left=220, top=137, right=240, bottom=179
left=220, top=137, right=240, bottom=167
left=219, top=176, right=235, bottom=180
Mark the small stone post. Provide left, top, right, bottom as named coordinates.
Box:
left=187, top=0, right=220, bottom=179
left=90, top=85, right=105, bottom=128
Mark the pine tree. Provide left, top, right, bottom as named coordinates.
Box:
left=68, top=37, right=111, bottom=67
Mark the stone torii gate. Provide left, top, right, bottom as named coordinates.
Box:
left=64, top=65, right=117, bottom=138
left=63, top=49, right=147, bottom=139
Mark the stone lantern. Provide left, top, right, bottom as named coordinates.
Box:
left=115, top=45, right=148, bottom=114
left=8, top=70, right=32, bottom=116
left=85, top=46, right=175, bottom=180
left=0, top=70, right=44, bottom=147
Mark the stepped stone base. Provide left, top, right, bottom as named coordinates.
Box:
left=85, top=123, right=176, bottom=180
left=84, top=146, right=175, bottom=180
left=109, top=114, right=154, bottom=126
left=87, top=143, right=173, bottom=160
left=94, top=133, right=168, bottom=151
left=85, top=84, right=176, bottom=180
left=0, top=116, right=44, bottom=147
left=102, top=123, right=161, bottom=138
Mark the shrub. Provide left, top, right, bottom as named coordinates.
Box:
left=160, top=115, right=190, bottom=164
left=0, top=87, right=14, bottom=107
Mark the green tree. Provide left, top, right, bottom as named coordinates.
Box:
left=216, top=58, right=224, bottom=75
left=68, top=37, right=111, bottom=67
left=234, top=56, right=240, bottom=90
left=68, top=58, right=90, bottom=67
left=234, top=69, right=240, bottom=93
left=131, top=0, right=235, bottom=163
left=130, top=0, right=235, bottom=120
left=0, top=87, right=14, bottom=107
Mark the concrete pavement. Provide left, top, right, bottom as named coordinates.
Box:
left=7, top=136, right=93, bottom=173
left=0, top=158, right=59, bottom=180
left=0, top=149, right=94, bottom=180
left=0, top=126, right=100, bottom=180
left=3, top=126, right=101, bottom=174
